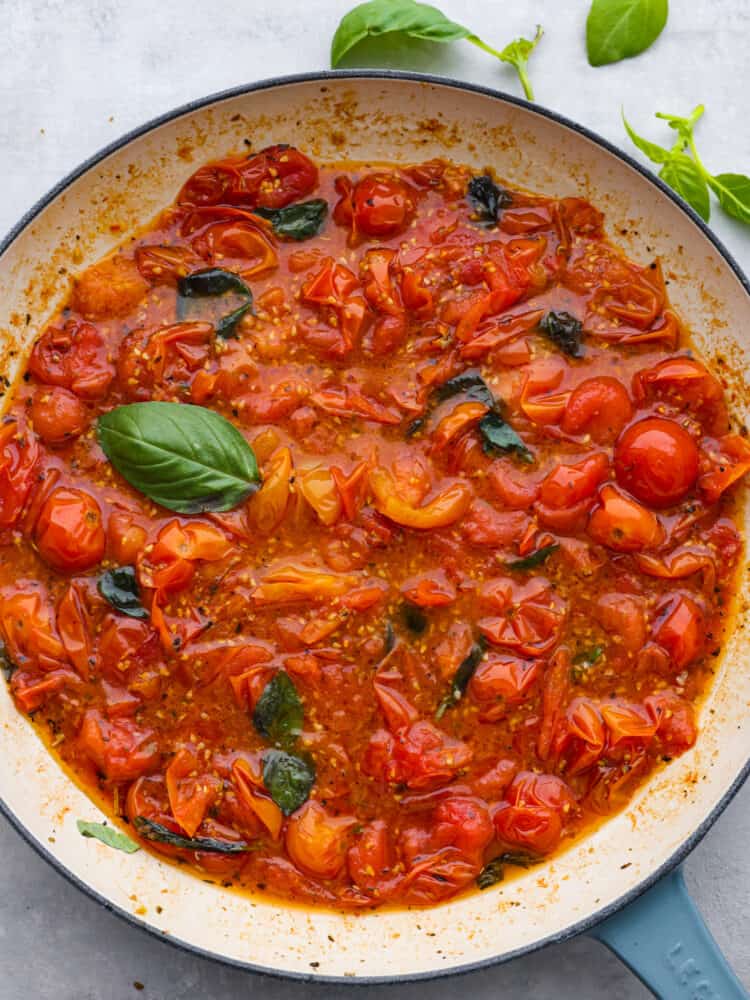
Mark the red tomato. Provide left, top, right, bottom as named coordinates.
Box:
left=107, top=512, right=148, bottom=564
left=0, top=421, right=39, bottom=528
left=178, top=145, right=318, bottom=209
left=615, top=417, right=699, bottom=507
left=347, top=820, right=395, bottom=892
left=493, top=801, right=563, bottom=854
left=34, top=487, right=106, bottom=573
left=29, top=319, right=114, bottom=399
left=432, top=796, right=494, bottom=859
left=30, top=387, right=88, bottom=446
left=561, top=376, right=633, bottom=443
left=400, top=570, right=456, bottom=607
left=632, top=356, right=727, bottom=434
left=461, top=500, right=529, bottom=547
left=651, top=593, right=704, bottom=670
left=470, top=655, right=541, bottom=720
left=285, top=801, right=357, bottom=878
left=645, top=690, right=697, bottom=752
left=538, top=453, right=609, bottom=508
left=595, top=593, right=646, bottom=653
left=78, top=709, right=159, bottom=781
left=0, top=587, right=66, bottom=667
left=479, top=576, right=567, bottom=655
left=117, top=322, right=213, bottom=402
left=698, top=434, right=750, bottom=502
left=587, top=484, right=664, bottom=552
left=166, top=747, right=222, bottom=838
left=489, top=459, right=542, bottom=509
left=337, top=173, right=416, bottom=238
left=363, top=721, right=473, bottom=789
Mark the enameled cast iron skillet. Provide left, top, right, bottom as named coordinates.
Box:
left=0, top=72, right=749, bottom=997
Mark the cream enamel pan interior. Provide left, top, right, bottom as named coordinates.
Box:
left=1, top=73, right=749, bottom=982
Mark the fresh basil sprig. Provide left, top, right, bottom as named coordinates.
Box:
left=330, top=0, right=543, bottom=101
left=254, top=200, right=328, bottom=241
left=586, top=0, right=668, bottom=67
left=623, top=105, right=750, bottom=225
left=77, top=819, right=140, bottom=854
left=97, top=401, right=261, bottom=514
left=253, top=671, right=304, bottom=748
left=98, top=566, right=149, bottom=620
left=262, top=749, right=316, bottom=816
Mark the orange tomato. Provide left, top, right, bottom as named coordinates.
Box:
left=34, top=487, right=106, bottom=572
left=587, top=484, right=664, bottom=552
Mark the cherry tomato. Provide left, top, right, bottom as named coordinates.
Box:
left=561, top=376, right=633, bottom=443
left=107, top=512, right=148, bottom=564
left=651, top=593, right=704, bottom=670
left=34, top=487, right=106, bottom=572
left=71, top=254, right=148, bottom=319
left=615, top=417, right=699, bottom=507
left=78, top=709, right=159, bottom=781
left=0, top=421, right=39, bottom=528
left=29, top=319, right=114, bottom=399
left=349, top=174, right=416, bottom=238
left=178, top=145, right=318, bottom=209
left=285, top=801, right=357, bottom=878
left=587, top=484, right=664, bottom=552
left=30, top=387, right=88, bottom=446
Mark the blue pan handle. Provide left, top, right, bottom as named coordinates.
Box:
left=589, top=867, right=747, bottom=998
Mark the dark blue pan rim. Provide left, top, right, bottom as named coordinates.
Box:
left=1, top=68, right=748, bottom=987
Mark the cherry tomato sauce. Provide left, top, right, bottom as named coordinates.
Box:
left=0, top=148, right=747, bottom=910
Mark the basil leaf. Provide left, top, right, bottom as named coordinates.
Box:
left=586, top=0, right=668, bottom=67
left=477, top=851, right=540, bottom=889
left=177, top=268, right=250, bottom=298
left=384, top=620, right=396, bottom=654
left=215, top=301, right=254, bottom=340
left=659, top=153, right=711, bottom=222
left=707, top=173, right=750, bottom=225
left=262, top=749, right=316, bottom=816
left=506, top=543, right=559, bottom=572
left=98, top=565, right=149, bottom=620
left=97, top=402, right=261, bottom=514
left=573, top=645, right=604, bottom=666
left=539, top=310, right=584, bottom=358
left=401, top=602, right=428, bottom=634
left=496, top=25, right=543, bottom=102
left=330, top=0, right=471, bottom=66
left=435, top=368, right=495, bottom=408
left=254, top=200, right=328, bottom=241
left=253, top=671, right=303, bottom=748
left=467, top=175, right=512, bottom=225
left=621, top=111, right=671, bottom=165
left=479, top=412, right=534, bottom=464
left=77, top=819, right=140, bottom=854
left=133, top=816, right=249, bottom=854
left=435, top=639, right=485, bottom=719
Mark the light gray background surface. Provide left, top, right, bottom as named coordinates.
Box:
left=0, top=1, right=749, bottom=997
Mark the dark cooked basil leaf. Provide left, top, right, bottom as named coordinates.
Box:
left=98, top=566, right=148, bottom=620
left=402, top=603, right=428, bottom=634
left=0, top=642, right=15, bottom=680
left=384, top=620, right=396, bottom=654
left=97, top=402, right=261, bottom=514
left=133, top=816, right=249, bottom=853
left=435, top=369, right=495, bottom=408
left=467, top=174, right=512, bottom=224
left=506, top=543, right=560, bottom=572
left=253, top=671, right=303, bottom=748
left=177, top=268, right=250, bottom=298
left=254, top=200, right=328, bottom=240
left=539, top=310, right=584, bottom=358
left=435, top=639, right=486, bottom=719
left=479, top=412, right=534, bottom=463
left=215, top=301, right=254, bottom=340
left=77, top=820, right=140, bottom=853
left=477, top=851, right=539, bottom=889
left=262, top=749, right=316, bottom=816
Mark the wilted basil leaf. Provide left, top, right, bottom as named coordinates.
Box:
left=177, top=268, right=251, bottom=298
left=435, top=369, right=495, bottom=408
left=477, top=851, right=540, bottom=889
left=263, top=749, right=316, bottom=816
left=253, top=671, right=304, bottom=748
left=77, top=820, right=140, bottom=854
left=435, top=639, right=486, bottom=718
left=98, top=566, right=148, bottom=620
left=254, top=200, right=328, bottom=240
left=467, top=175, right=511, bottom=225
left=215, top=301, right=254, bottom=340
left=506, top=544, right=559, bottom=572
left=479, top=412, right=534, bottom=463
left=539, top=311, right=584, bottom=358
left=133, top=816, right=250, bottom=853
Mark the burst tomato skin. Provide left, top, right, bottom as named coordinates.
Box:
left=30, top=387, right=88, bottom=446
left=615, top=417, right=699, bottom=507
left=562, top=376, right=633, bottom=443
left=34, top=487, right=106, bottom=572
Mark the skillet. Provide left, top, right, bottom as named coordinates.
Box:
left=0, top=70, right=748, bottom=996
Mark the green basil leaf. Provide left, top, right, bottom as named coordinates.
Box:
left=253, top=671, right=303, bottom=748
left=215, top=301, right=254, bottom=340
left=573, top=644, right=604, bottom=666
left=477, top=850, right=540, bottom=889
left=177, top=268, right=251, bottom=298
left=133, top=816, right=250, bottom=853
left=708, top=173, right=750, bottom=225
left=539, top=310, right=584, bottom=358
left=97, top=401, right=261, bottom=514
left=435, top=639, right=485, bottom=719
left=495, top=25, right=543, bottom=102
left=586, top=0, right=668, bottom=67
left=467, top=175, right=512, bottom=226
left=330, top=0, right=471, bottom=66
left=254, top=200, right=328, bottom=240
left=659, top=153, right=711, bottom=221
left=98, top=565, right=149, bottom=620
left=479, top=412, right=534, bottom=464
left=621, top=111, right=671, bottom=165
left=506, top=543, right=560, bottom=572
left=435, top=369, right=495, bottom=408
left=262, top=749, right=316, bottom=816
left=77, top=820, right=140, bottom=854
